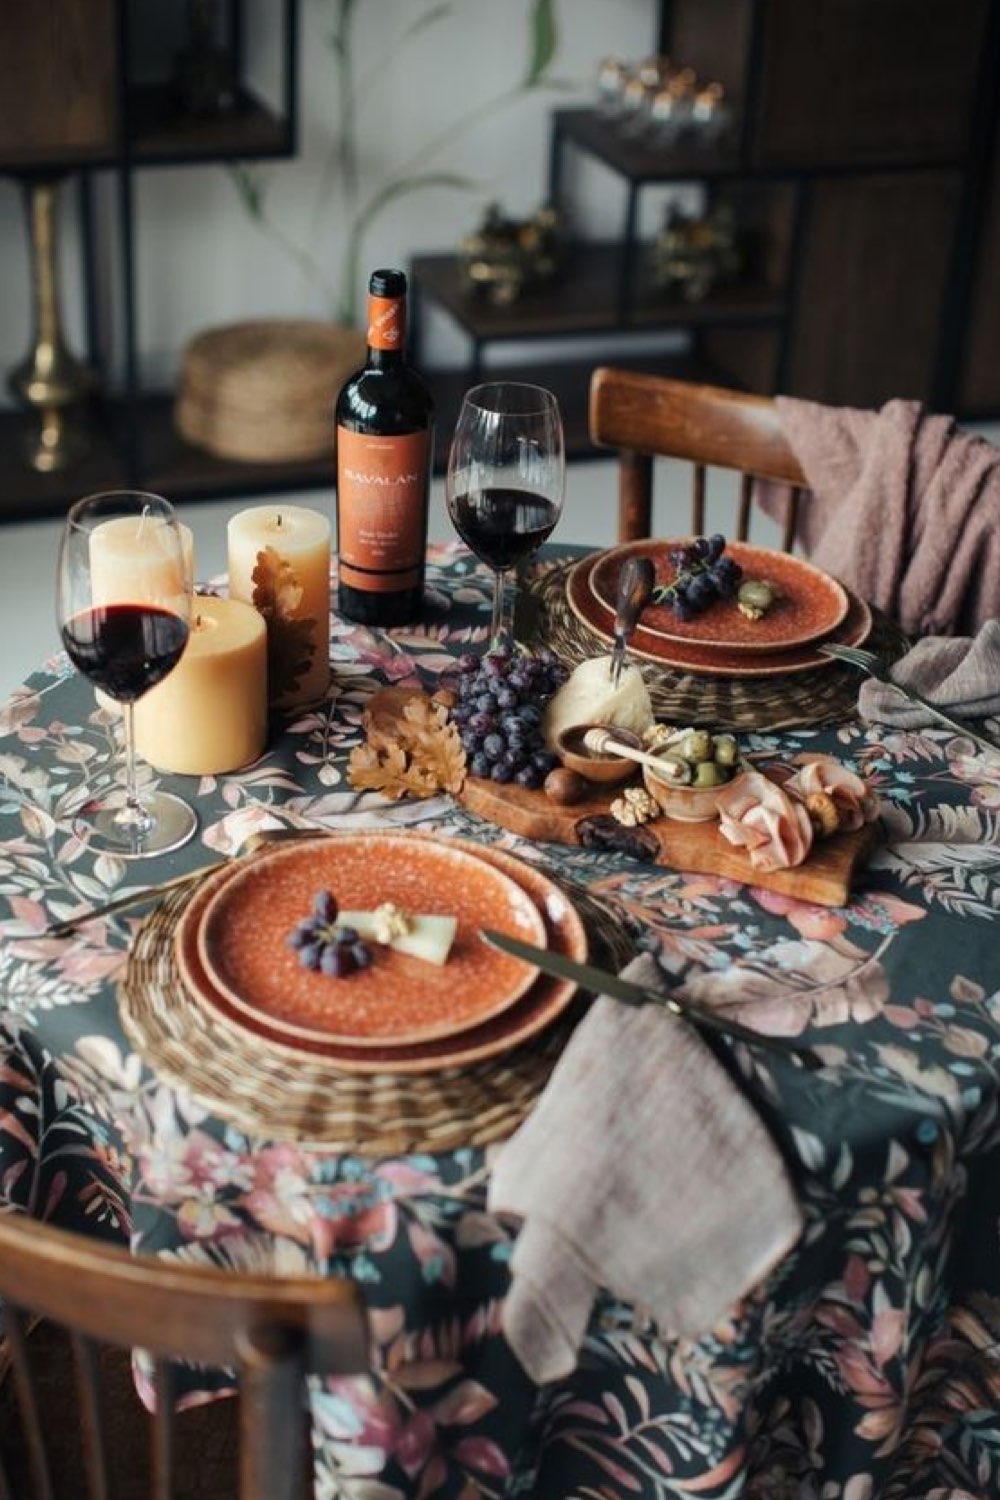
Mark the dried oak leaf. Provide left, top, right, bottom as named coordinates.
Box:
left=349, top=688, right=467, bottom=800
left=347, top=743, right=439, bottom=801
left=251, top=545, right=317, bottom=700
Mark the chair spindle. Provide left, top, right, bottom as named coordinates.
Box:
left=71, top=1331, right=110, bottom=1500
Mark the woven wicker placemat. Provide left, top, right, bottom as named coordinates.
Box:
left=119, top=876, right=628, bottom=1152
left=526, top=559, right=907, bottom=732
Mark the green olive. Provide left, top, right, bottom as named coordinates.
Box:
left=737, top=580, right=778, bottom=617
left=681, top=729, right=713, bottom=764
left=693, top=760, right=727, bottom=787
left=712, top=734, right=738, bottom=768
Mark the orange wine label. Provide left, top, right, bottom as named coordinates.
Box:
left=337, top=427, right=430, bottom=589
left=366, top=295, right=405, bottom=351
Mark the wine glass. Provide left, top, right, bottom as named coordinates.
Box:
left=56, top=491, right=198, bottom=858
left=446, top=382, right=565, bottom=647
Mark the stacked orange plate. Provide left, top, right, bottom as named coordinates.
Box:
left=568, top=540, right=872, bottom=678
left=173, top=832, right=587, bottom=1075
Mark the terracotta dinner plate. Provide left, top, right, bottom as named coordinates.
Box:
left=589, top=539, right=849, bottom=653
left=195, top=833, right=547, bottom=1047
left=568, top=552, right=872, bottom=678
left=175, top=838, right=587, bottom=1074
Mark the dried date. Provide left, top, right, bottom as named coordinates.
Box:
left=576, top=815, right=658, bottom=861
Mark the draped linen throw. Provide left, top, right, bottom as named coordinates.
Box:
left=858, top=620, right=1000, bottom=729
left=488, top=955, right=803, bottom=1384
left=762, top=396, right=1000, bottom=638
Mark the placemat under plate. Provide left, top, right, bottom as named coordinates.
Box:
left=121, top=880, right=569, bottom=1151
left=526, top=558, right=907, bottom=732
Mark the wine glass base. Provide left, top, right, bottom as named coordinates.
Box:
left=76, top=792, right=198, bottom=860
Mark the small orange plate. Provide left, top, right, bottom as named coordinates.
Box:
left=590, top=540, right=849, bottom=653
left=196, top=834, right=546, bottom=1047
left=175, top=839, right=587, bottom=1075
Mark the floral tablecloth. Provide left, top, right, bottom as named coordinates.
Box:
left=2, top=544, right=1000, bottom=1500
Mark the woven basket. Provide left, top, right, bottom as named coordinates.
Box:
left=175, top=319, right=365, bottom=463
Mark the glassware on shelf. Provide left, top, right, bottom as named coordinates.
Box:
left=56, top=491, right=198, bottom=859
left=445, top=383, right=565, bottom=649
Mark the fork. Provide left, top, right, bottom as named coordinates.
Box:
left=819, top=642, right=1000, bottom=758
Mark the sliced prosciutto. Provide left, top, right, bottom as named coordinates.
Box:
left=717, top=771, right=815, bottom=872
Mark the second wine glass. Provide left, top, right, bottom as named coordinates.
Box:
left=446, top=382, right=565, bottom=647
left=56, top=491, right=197, bottom=858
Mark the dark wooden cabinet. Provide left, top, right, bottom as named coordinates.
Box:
left=411, top=0, right=1000, bottom=433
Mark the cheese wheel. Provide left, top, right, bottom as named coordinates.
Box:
left=543, top=655, right=654, bottom=749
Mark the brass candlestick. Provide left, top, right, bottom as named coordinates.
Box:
left=8, top=173, right=96, bottom=473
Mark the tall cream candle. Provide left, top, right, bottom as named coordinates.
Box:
left=227, top=505, right=331, bottom=709
left=90, top=515, right=194, bottom=609
left=132, top=597, right=267, bottom=775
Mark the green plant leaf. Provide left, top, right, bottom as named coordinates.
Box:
left=524, top=0, right=558, bottom=88
left=228, top=165, right=265, bottom=221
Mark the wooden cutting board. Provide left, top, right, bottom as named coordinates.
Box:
left=363, top=687, right=876, bottom=907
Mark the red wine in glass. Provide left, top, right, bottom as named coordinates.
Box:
left=446, top=383, right=565, bottom=646
left=449, top=488, right=560, bottom=572
left=56, top=491, right=198, bottom=859
left=61, top=603, right=189, bottom=702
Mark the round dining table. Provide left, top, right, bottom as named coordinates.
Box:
left=1, top=542, right=999, bottom=1500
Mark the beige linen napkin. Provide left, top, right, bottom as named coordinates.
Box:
left=487, top=954, right=803, bottom=1385
left=858, top=621, right=1000, bottom=729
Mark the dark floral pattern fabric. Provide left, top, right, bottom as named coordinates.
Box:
left=1, top=545, right=1000, bottom=1498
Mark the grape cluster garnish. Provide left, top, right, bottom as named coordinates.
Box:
left=651, top=534, right=742, bottom=620
left=287, top=890, right=373, bottom=977
left=450, top=645, right=569, bottom=789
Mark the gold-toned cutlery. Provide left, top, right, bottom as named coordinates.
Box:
left=43, top=827, right=323, bottom=939
left=819, top=642, right=1000, bottom=758
left=481, top=928, right=824, bottom=1068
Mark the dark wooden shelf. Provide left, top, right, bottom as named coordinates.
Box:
left=0, top=349, right=739, bottom=524
left=553, top=108, right=744, bottom=184
left=411, top=244, right=785, bottom=345
left=125, top=85, right=294, bottom=166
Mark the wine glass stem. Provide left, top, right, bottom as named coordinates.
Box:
left=490, top=568, right=513, bottom=648
left=119, top=701, right=153, bottom=836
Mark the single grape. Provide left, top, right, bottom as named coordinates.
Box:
left=496, top=687, right=518, bottom=710
left=491, top=761, right=515, bottom=783
left=531, top=749, right=558, bottom=775
left=483, top=733, right=506, bottom=762
left=687, top=574, right=716, bottom=611
left=475, top=692, right=499, bottom=714
left=707, top=533, right=726, bottom=561
left=352, top=943, right=373, bottom=969
left=312, top=890, right=338, bottom=923
left=692, top=536, right=711, bottom=560
left=516, top=764, right=546, bottom=790
left=337, top=925, right=359, bottom=944
left=518, top=704, right=543, bottom=729
left=470, top=752, right=491, bottom=778
left=320, top=945, right=345, bottom=977
left=298, top=942, right=323, bottom=971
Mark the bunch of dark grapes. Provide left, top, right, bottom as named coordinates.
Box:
left=654, top=533, right=743, bottom=620
left=286, top=890, right=373, bottom=977
left=450, top=645, right=569, bottom=790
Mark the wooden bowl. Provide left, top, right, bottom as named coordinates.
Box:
left=642, top=753, right=746, bottom=823
left=555, top=724, right=642, bottom=786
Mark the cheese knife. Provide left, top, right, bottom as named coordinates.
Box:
left=609, top=555, right=655, bottom=686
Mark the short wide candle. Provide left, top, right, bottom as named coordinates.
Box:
left=132, top=597, right=267, bottom=775
left=227, top=505, right=331, bottom=709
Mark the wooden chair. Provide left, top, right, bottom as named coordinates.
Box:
left=0, top=1212, right=369, bottom=1500
left=588, top=366, right=808, bottom=546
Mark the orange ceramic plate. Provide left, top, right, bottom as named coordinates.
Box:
left=195, top=834, right=547, bottom=1047
left=590, top=540, right=849, bottom=653
left=175, top=839, right=586, bottom=1074
left=568, top=552, right=872, bottom=678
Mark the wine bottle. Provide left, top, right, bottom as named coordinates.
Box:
left=334, top=268, right=435, bottom=625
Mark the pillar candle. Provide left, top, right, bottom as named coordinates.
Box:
left=227, top=505, right=331, bottom=709
left=90, top=515, right=194, bottom=608
left=132, top=597, right=268, bottom=775
left=90, top=515, right=194, bottom=716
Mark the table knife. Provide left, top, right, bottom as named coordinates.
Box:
left=481, top=928, right=822, bottom=1066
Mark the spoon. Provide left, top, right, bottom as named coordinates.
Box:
left=609, top=556, right=655, bottom=686
left=43, top=827, right=324, bottom=939
left=581, top=726, right=688, bottom=780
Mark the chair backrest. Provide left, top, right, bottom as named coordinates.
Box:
left=0, top=1211, right=369, bottom=1500
left=588, top=366, right=808, bottom=545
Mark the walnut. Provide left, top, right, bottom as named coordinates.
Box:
left=804, top=791, right=840, bottom=837
left=642, top=723, right=687, bottom=751
left=610, top=786, right=660, bottom=827
left=370, top=902, right=412, bottom=943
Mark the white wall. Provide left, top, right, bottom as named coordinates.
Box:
left=0, top=0, right=674, bottom=399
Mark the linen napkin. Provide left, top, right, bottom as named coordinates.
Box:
left=858, top=620, right=1000, bottom=729
left=759, top=395, right=1000, bottom=638
left=487, top=954, right=803, bottom=1385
